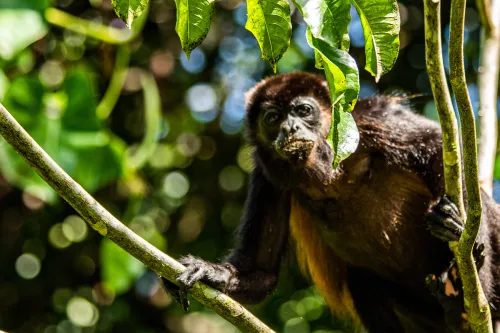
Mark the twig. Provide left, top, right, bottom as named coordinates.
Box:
left=475, top=0, right=494, bottom=33
left=0, top=102, right=275, bottom=333
left=45, top=7, right=146, bottom=44
left=423, top=0, right=465, bottom=216
left=449, top=0, right=493, bottom=330
left=477, top=0, right=500, bottom=195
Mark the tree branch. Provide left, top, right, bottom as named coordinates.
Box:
left=477, top=0, right=500, bottom=195
left=0, top=102, right=275, bottom=333
left=423, top=0, right=465, bottom=216
left=45, top=7, right=146, bottom=44
left=449, top=0, right=493, bottom=330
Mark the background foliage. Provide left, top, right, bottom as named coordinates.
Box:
left=0, top=0, right=499, bottom=332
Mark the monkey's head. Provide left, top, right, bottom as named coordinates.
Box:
left=245, top=73, right=332, bottom=162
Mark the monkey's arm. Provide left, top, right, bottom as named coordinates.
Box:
left=176, top=168, right=290, bottom=304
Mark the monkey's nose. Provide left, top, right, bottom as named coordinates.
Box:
left=283, top=119, right=299, bottom=135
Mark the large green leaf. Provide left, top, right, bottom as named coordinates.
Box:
left=350, top=0, right=400, bottom=81
left=308, top=34, right=360, bottom=167
left=174, top=0, right=215, bottom=58
left=293, top=0, right=351, bottom=50
left=246, top=0, right=292, bottom=72
left=0, top=10, right=48, bottom=60
left=0, top=71, right=124, bottom=202
left=100, top=239, right=146, bottom=295
left=111, top=0, right=149, bottom=27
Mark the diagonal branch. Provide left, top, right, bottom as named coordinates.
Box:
left=0, top=102, right=275, bottom=333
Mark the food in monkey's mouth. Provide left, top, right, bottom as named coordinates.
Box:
left=278, top=137, right=314, bottom=159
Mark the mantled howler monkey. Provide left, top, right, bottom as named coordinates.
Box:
left=168, top=73, right=500, bottom=332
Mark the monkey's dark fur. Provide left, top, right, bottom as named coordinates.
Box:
left=172, top=73, right=500, bottom=332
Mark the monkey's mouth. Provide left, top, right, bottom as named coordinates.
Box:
left=276, top=138, right=314, bottom=159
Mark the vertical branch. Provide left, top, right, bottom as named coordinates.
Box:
left=477, top=0, right=500, bottom=195
left=423, top=0, right=465, bottom=217
left=449, top=0, right=493, bottom=330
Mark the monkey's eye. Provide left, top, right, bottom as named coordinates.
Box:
left=296, top=104, right=313, bottom=117
left=263, top=111, right=280, bottom=126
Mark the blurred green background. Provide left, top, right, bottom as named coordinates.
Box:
left=0, top=0, right=498, bottom=332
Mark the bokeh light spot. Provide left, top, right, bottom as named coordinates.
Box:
left=39, top=60, right=65, bottom=88
left=284, top=317, right=310, bottom=333
left=15, top=253, right=41, bottom=279
left=49, top=223, right=72, bottom=249
left=177, top=133, right=201, bottom=157
left=62, top=215, right=88, bottom=242
left=52, top=288, right=73, bottom=313
left=66, top=297, right=99, bottom=327
left=180, top=48, right=206, bottom=74
left=219, top=165, right=244, bottom=192
left=186, top=83, right=218, bottom=113
left=163, top=172, right=190, bottom=199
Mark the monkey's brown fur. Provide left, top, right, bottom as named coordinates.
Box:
left=174, top=73, right=500, bottom=332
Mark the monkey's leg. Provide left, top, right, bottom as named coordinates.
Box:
left=348, top=268, right=406, bottom=333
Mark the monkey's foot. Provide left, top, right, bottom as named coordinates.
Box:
left=426, top=272, right=470, bottom=332
left=426, top=195, right=463, bottom=242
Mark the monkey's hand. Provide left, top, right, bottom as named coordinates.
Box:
left=426, top=195, right=463, bottom=242
left=169, top=255, right=235, bottom=311
left=426, top=195, right=486, bottom=269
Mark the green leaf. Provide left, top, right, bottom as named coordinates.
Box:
left=111, top=0, right=149, bottom=27
left=308, top=35, right=359, bottom=111
left=0, top=72, right=124, bottom=203
left=292, top=0, right=351, bottom=50
left=327, top=105, right=359, bottom=168
left=246, top=0, right=292, bottom=72
left=308, top=34, right=360, bottom=167
left=61, top=71, right=100, bottom=132
left=100, top=239, right=146, bottom=295
left=174, top=0, right=215, bottom=58
left=350, top=0, right=400, bottom=81
left=0, top=10, right=48, bottom=60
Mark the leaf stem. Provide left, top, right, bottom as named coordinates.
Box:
left=0, top=102, right=275, bottom=333
left=126, top=72, right=162, bottom=170
left=96, top=46, right=131, bottom=120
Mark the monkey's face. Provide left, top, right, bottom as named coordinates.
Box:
left=258, top=96, right=324, bottom=161
left=245, top=73, right=332, bottom=162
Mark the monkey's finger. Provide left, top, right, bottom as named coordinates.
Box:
left=437, top=196, right=462, bottom=223
left=427, top=214, right=463, bottom=236
left=428, top=226, right=461, bottom=242
left=177, top=267, right=207, bottom=288
left=473, top=243, right=486, bottom=269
